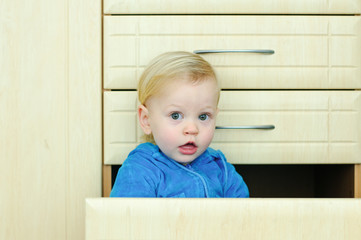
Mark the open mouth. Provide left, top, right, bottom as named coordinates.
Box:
left=178, top=142, right=198, bottom=155
left=183, top=142, right=197, bottom=147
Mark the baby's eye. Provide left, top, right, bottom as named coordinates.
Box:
left=199, top=114, right=209, bottom=121
left=170, top=112, right=182, bottom=120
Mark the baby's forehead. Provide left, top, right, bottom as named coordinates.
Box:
left=142, top=74, right=219, bottom=107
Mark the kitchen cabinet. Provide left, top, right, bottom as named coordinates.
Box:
left=102, top=1, right=361, bottom=198
left=0, top=0, right=102, bottom=239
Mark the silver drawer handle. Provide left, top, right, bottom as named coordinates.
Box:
left=216, top=125, right=275, bottom=130
left=194, top=49, right=275, bottom=54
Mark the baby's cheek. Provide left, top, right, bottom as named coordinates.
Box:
left=206, top=128, right=216, bottom=142
left=161, top=129, right=177, bottom=143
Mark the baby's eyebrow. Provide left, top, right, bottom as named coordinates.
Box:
left=200, top=105, right=216, bottom=111
left=164, top=104, right=216, bottom=112
left=164, top=104, right=182, bottom=109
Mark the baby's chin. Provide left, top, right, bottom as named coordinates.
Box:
left=174, top=157, right=195, bottom=165
left=173, top=153, right=201, bottom=165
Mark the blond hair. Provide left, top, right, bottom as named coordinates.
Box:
left=138, top=51, right=219, bottom=143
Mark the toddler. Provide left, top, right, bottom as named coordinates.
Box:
left=110, top=51, right=249, bottom=198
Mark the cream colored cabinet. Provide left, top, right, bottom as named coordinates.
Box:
left=1, top=0, right=102, bottom=239
left=104, top=91, right=361, bottom=164
left=104, top=16, right=361, bottom=90
left=104, top=0, right=361, bottom=14
left=86, top=198, right=361, bottom=240
left=102, top=1, right=361, bottom=198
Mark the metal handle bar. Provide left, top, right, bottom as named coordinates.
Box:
left=216, top=125, right=275, bottom=130
left=194, top=49, right=275, bottom=54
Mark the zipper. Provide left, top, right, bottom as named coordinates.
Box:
left=183, top=164, right=209, bottom=197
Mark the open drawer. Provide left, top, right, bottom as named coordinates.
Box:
left=104, top=16, right=361, bottom=89
left=86, top=198, right=361, bottom=240
left=103, top=90, right=361, bottom=164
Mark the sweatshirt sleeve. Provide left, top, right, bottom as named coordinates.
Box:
left=214, top=150, right=249, bottom=198
left=223, top=162, right=249, bottom=198
left=110, top=157, right=158, bottom=197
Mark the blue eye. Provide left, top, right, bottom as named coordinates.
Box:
left=199, top=114, right=209, bottom=121
left=171, top=112, right=181, bottom=120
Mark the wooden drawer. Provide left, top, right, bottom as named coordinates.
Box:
left=104, top=16, right=361, bottom=90
left=86, top=198, right=361, bottom=240
left=103, top=91, right=361, bottom=164
left=104, top=0, right=361, bottom=14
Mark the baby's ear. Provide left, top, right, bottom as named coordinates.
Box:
left=138, top=105, right=152, bottom=135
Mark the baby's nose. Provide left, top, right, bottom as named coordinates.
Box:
left=183, top=121, right=199, bottom=135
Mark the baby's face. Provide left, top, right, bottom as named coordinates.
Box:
left=146, top=76, right=219, bottom=165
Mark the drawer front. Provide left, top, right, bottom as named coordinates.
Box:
left=104, top=16, right=361, bottom=90
left=103, top=91, right=361, bottom=164
left=103, top=91, right=139, bottom=165
left=86, top=198, right=361, bottom=240
left=104, top=0, right=361, bottom=14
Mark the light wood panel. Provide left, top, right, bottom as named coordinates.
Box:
left=103, top=91, right=361, bottom=164
left=102, top=165, right=112, bottom=197
left=104, top=0, right=361, bottom=14
left=86, top=198, right=361, bottom=240
left=356, top=164, right=361, bottom=198
left=212, top=91, right=361, bottom=164
left=103, top=91, right=138, bottom=164
left=67, top=0, right=102, bottom=239
left=0, top=0, right=101, bottom=239
left=0, top=1, right=68, bottom=239
left=103, top=16, right=361, bottom=89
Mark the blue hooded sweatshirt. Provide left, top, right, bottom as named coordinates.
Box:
left=110, top=143, right=249, bottom=198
